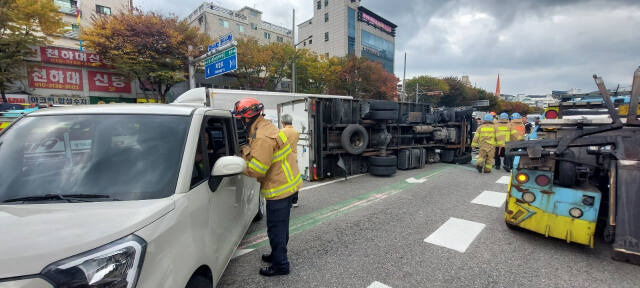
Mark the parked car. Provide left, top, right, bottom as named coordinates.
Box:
left=0, top=92, right=264, bottom=287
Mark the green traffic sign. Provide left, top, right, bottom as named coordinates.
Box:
left=204, top=47, right=236, bottom=65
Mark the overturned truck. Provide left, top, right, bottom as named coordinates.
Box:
left=278, top=97, right=474, bottom=181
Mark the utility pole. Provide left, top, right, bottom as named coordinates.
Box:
left=402, top=52, right=406, bottom=102
left=416, top=83, right=419, bottom=103
left=291, top=9, right=296, bottom=93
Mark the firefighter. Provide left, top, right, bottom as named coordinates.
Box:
left=472, top=114, right=497, bottom=173
left=280, top=114, right=300, bottom=207
left=234, top=97, right=302, bottom=277
left=504, top=113, right=525, bottom=172
left=494, top=113, right=510, bottom=170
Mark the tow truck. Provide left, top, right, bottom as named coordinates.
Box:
left=504, top=67, right=640, bottom=264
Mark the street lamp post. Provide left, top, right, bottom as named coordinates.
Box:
left=292, top=35, right=312, bottom=93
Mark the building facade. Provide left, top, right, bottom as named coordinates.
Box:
left=298, top=0, right=396, bottom=73
left=1, top=0, right=147, bottom=106
left=186, top=3, right=293, bottom=45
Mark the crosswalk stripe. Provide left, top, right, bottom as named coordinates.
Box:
left=368, top=281, right=392, bottom=288
left=424, top=217, right=486, bottom=253
left=496, top=175, right=510, bottom=184
left=471, top=191, right=507, bottom=207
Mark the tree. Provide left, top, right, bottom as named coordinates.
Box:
left=0, top=0, right=65, bottom=102
left=405, top=75, right=449, bottom=103
left=440, top=77, right=470, bottom=107
left=328, top=56, right=398, bottom=100
left=81, top=9, right=210, bottom=103
left=234, top=37, right=271, bottom=90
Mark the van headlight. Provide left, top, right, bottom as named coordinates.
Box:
left=42, top=235, right=146, bottom=288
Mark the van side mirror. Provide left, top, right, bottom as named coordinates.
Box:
left=208, top=156, right=246, bottom=192
left=211, top=156, right=246, bottom=176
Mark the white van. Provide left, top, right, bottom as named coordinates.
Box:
left=0, top=101, right=263, bottom=287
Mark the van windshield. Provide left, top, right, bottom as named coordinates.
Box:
left=0, top=114, right=190, bottom=203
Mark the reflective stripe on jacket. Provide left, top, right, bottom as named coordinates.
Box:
left=244, top=116, right=302, bottom=200
left=495, top=121, right=510, bottom=147
left=471, top=123, right=496, bottom=147
left=509, top=120, right=525, bottom=141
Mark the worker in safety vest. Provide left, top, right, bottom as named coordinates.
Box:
left=471, top=114, right=497, bottom=173
left=494, top=113, right=510, bottom=170
left=235, top=97, right=301, bottom=277
left=503, top=112, right=525, bottom=172
left=280, top=114, right=300, bottom=207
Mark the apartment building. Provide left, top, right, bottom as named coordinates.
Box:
left=186, top=3, right=293, bottom=45
left=298, top=0, right=397, bottom=73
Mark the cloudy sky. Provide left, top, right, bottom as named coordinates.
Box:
left=135, top=0, right=640, bottom=95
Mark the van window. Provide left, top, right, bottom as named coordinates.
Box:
left=191, top=128, right=209, bottom=188
left=0, top=114, right=190, bottom=203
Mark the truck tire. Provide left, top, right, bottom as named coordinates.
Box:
left=370, top=100, right=398, bottom=111
left=369, top=165, right=396, bottom=176
left=341, top=124, right=368, bottom=155
left=454, top=153, right=472, bottom=164
left=369, top=155, right=397, bottom=167
left=370, top=110, right=397, bottom=120
left=186, top=275, right=211, bottom=288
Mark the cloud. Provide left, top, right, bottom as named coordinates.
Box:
left=135, top=0, right=640, bottom=95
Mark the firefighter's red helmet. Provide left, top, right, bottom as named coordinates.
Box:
left=233, top=97, right=264, bottom=119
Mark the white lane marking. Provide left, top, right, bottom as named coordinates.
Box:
left=496, top=175, right=510, bottom=185
left=231, top=248, right=254, bottom=259
left=368, top=281, right=392, bottom=288
left=424, top=217, right=486, bottom=253
left=405, top=177, right=426, bottom=183
left=471, top=191, right=507, bottom=207
left=299, top=174, right=365, bottom=191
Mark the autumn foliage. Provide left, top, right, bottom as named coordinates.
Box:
left=81, top=9, right=210, bottom=103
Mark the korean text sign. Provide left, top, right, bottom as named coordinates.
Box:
left=28, top=66, right=83, bottom=90
left=40, top=46, right=112, bottom=68
left=88, top=71, right=132, bottom=93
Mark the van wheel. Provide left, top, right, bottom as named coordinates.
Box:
left=341, top=124, right=369, bottom=155
left=186, top=275, right=212, bottom=288
left=254, top=196, right=266, bottom=222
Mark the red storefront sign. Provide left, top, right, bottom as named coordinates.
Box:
left=40, top=46, right=112, bottom=68
left=28, top=66, right=83, bottom=91
left=88, top=70, right=131, bottom=93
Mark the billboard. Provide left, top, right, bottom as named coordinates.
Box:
left=28, top=66, right=83, bottom=91
left=38, top=46, right=113, bottom=68
left=88, top=70, right=132, bottom=93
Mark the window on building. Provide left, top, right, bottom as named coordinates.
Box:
left=251, top=23, right=258, bottom=30
left=324, top=13, right=328, bottom=22
left=96, top=5, right=111, bottom=15
left=325, top=0, right=329, bottom=7
left=324, top=32, right=329, bottom=42
left=277, top=36, right=284, bottom=43
left=309, top=39, right=312, bottom=44
left=198, top=16, right=204, bottom=25
left=237, top=24, right=244, bottom=32
left=219, top=18, right=229, bottom=28
left=317, top=1, right=321, bottom=9
left=303, top=41, right=306, bottom=47
left=249, top=10, right=259, bottom=17
left=264, top=32, right=271, bottom=40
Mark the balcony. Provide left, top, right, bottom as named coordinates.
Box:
left=54, top=0, right=78, bottom=15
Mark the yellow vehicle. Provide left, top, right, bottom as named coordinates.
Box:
left=505, top=69, right=640, bottom=265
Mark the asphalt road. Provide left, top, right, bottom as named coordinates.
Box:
left=218, top=163, right=640, bottom=287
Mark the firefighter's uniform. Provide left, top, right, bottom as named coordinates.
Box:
left=472, top=120, right=497, bottom=173
left=280, top=125, right=299, bottom=154
left=242, top=115, right=302, bottom=274
left=244, top=116, right=302, bottom=200
left=494, top=118, right=510, bottom=169
left=504, top=116, right=526, bottom=170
